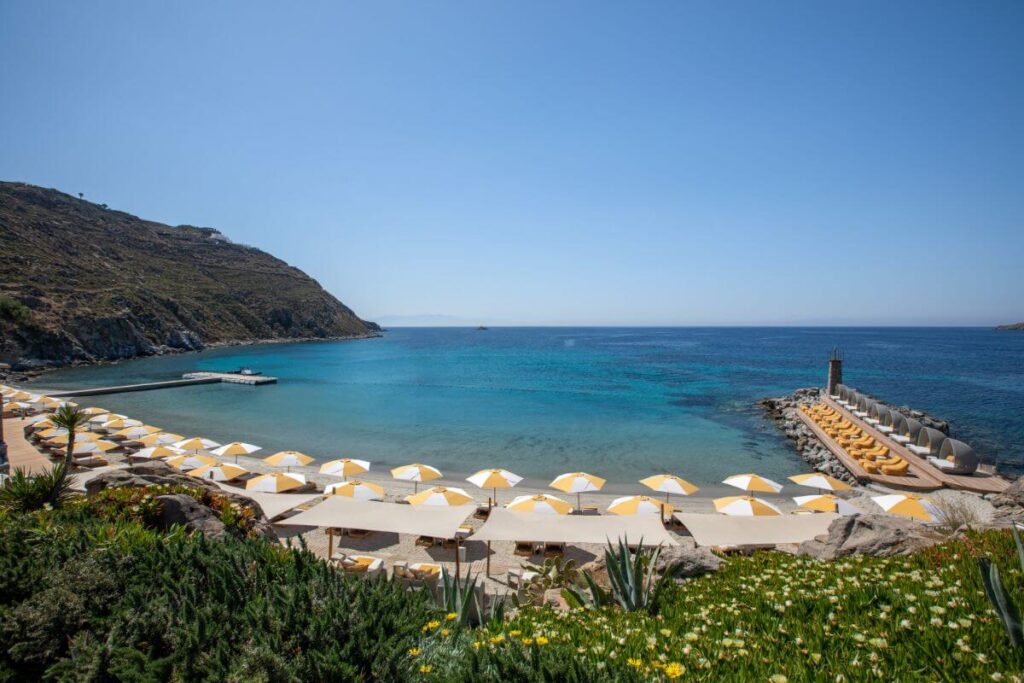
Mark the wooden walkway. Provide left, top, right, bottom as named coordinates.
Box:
left=3, top=417, right=53, bottom=475
left=820, top=394, right=1010, bottom=494
left=795, top=409, right=941, bottom=491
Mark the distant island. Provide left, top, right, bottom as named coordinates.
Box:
left=996, top=322, right=1024, bottom=331
left=0, top=181, right=379, bottom=370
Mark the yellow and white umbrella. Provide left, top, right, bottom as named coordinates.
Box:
left=4, top=401, right=33, bottom=413
left=138, top=432, right=184, bottom=447
left=6, top=390, right=33, bottom=401
left=640, top=473, right=699, bottom=509
left=174, top=437, right=222, bottom=453
left=113, top=425, right=162, bottom=440
left=507, top=494, right=573, bottom=515
left=467, top=468, right=523, bottom=505
left=29, top=418, right=55, bottom=430
left=166, top=454, right=218, bottom=470
left=871, top=494, right=938, bottom=522
left=38, top=426, right=91, bottom=439
left=88, top=413, right=125, bottom=424
left=608, top=495, right=673, bottom=517
left=45, top=433, right=104, bottom=448
left=788, top=473, right=853, bottom=493
left=793, top=494, right=859, bottom=516
left=187, top=463, right=249, bottom=481
left=246, top=472, right=306, bottom=493
left=325, top=479, right=385, bottom=500
left=722, top=473, right=784, bottom=494
left=211, top=441, right=263, bottom=463
left=66, top=439, right=119, bottom=456
left=133, top=445, right=184, bottom=460
left=391, top=463, right=442, bottom=493
left=320, top=457, right=371, bottom=480
left=551, top=471, right=606, bottom=512
left=39, top=397, right=77, bottom=411
left=263, top=450, right=314, bottom=471
left=714, top=495, right=782, bottom=517
left=406, top=486, right=474, bottom=507
left=100, top=417, right=144, bottom=430
left=79, top=407, right=109, bottom=416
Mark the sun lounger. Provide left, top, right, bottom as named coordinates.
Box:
left=345, top=528, right=373, bottom=539
left=514, top=540, right=540, bottom=556
left=891, top=435, right=912, bottom=444
left=881, top=460, right=909, bottom=476
left=332, top=553, right=384, bottom=577
left=393, top=561, right=441, bottom=588
left=507, top=567, right=540, bottom=588
left=907, top=445, right=932, bottom=456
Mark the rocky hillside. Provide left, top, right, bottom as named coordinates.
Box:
left=0, top=181, right=379, bottom=369
left=996, top=322, right=1024, bottom=330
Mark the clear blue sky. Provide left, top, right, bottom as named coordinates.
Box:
left=2, top=2, right=1022, bottom=326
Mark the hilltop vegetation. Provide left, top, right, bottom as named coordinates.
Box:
left=0, top=181, right=378, bottom=369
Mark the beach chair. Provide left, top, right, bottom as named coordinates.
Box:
left=393, top=561, right=441, bottom=589
left=881, top=459, right=909, bottom=476
left=333, top=553, right=384, bottom=578
left=507, top=567, right=540, bottom=589
left=514, top=540, right=540, bottom=556
left=543, top=542, right=566, bottom=556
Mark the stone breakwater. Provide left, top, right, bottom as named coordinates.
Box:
left=759, top=388, right=858, bottom=484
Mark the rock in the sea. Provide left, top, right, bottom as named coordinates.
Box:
left=798, top=514, right=943, bottom=561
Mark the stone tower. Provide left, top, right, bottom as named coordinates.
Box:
left=827, top=347, right=843, bottom=394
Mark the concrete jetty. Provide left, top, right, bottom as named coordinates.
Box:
left=50, top=372, right=276, bottom=398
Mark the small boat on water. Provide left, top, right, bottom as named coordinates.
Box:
left=232, top=367, right=262, bottom=376
left=476, top=326, right=489, bottom=331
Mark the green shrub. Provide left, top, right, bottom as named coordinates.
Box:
left=0, top=463, right=74, bottom=512
left=0, top=294, right=30, bottom=322
left=0, top=509, right=434, bottom=681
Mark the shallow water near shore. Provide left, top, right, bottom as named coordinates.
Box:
left=27, top=327, right=1024, bottom=486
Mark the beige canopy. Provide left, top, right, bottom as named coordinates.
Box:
left=676, top=512, right=839, bottom=548
left=215, top=485, right=321, bottom=521
left=279, top=497, right=475, bottom=538
left=471, top=508, right=678, bottom=546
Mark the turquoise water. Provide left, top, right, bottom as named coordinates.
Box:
left=28, top=328, right=1024, bottom=487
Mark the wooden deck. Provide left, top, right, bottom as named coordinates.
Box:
left=2, top=417, right=53, bottom=475
left=795, top=409, right=941, bottom=491
left=820, top=394, right=1010, bottom=494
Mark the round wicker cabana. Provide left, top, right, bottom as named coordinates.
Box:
left=914, top=427, right=947, bottom=455
left=936, top=439, right=980, bottom=475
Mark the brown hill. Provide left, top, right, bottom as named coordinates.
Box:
left=0, top=181, right=379, bottom=369
left=996, top=323, right=1024, bottom=331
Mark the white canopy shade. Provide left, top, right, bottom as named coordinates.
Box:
left=280, top=497, right=474, bottom=539
left=472, top=508, right=678, bottom=547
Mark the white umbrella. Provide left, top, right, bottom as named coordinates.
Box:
left=325, top=479, right=385, bottom=500
left=722, top=473, right=784, bottom=494
left=714, top=495, right=782, bottom=516
left=793, top=494, right=859, bottom=516
left=507, top=494, right=573, bottom=515
left=133, top=445, right=184, bottom=460
left=246, top=472, right=306, bottom=493
left=211, top=442, right=263, bottom=464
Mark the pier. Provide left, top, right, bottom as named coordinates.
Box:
left=51, top=372, right=276, bottom=398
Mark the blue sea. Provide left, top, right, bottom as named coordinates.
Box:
left=28, top=328, right=1024, bottom=489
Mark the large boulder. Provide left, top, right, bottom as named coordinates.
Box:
left=156, top=493, right=229, bottom=538
left=84, top=461, right=276, bottom=540
left=798, top=514, right=943, bottom=561
left=655, top=542, right=725, bottom=578
left=989, top=478, right=1024, bottom=526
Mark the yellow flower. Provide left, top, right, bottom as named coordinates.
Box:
left=770, top=676, right=789, bottom=683
left=627, top=657, right=643, bottom=668
left=445, top=612, right=458, bottom=621
left=660, top=628, right=672, bottom=637
left=521, top=638, right=534, bottom=646
left=440, top=629, right=450, bottom=637
left=509, top=630, right=522, bottom=637
left=664, top=662, right=685, bottom=679
left=426, top=620, right=441, bottom=630
left=535, top=636, right=549, bottom=646
left=408, top=648, right=421, bottom=657
left=490, top=635, right=505, bottom=645
left=419, top=664, right=432, bottom=673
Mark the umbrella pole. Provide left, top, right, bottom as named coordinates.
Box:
left=486, top=541, right=491, bottom=577
left=455, top=538, right=461, bottom=580
left=328, top=530, right=334, bottom=559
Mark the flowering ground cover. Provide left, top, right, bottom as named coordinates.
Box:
left=414, top=530, right=1024, bottom=681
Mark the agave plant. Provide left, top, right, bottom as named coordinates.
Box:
left=564, top=537, right=672, bottom=614
left=979, top=524, right=1024, bottom=648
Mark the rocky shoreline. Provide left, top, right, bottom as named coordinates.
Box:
left=0, top=331, right=382, bottom=383
left=759, top=388, right=859, bottom=484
